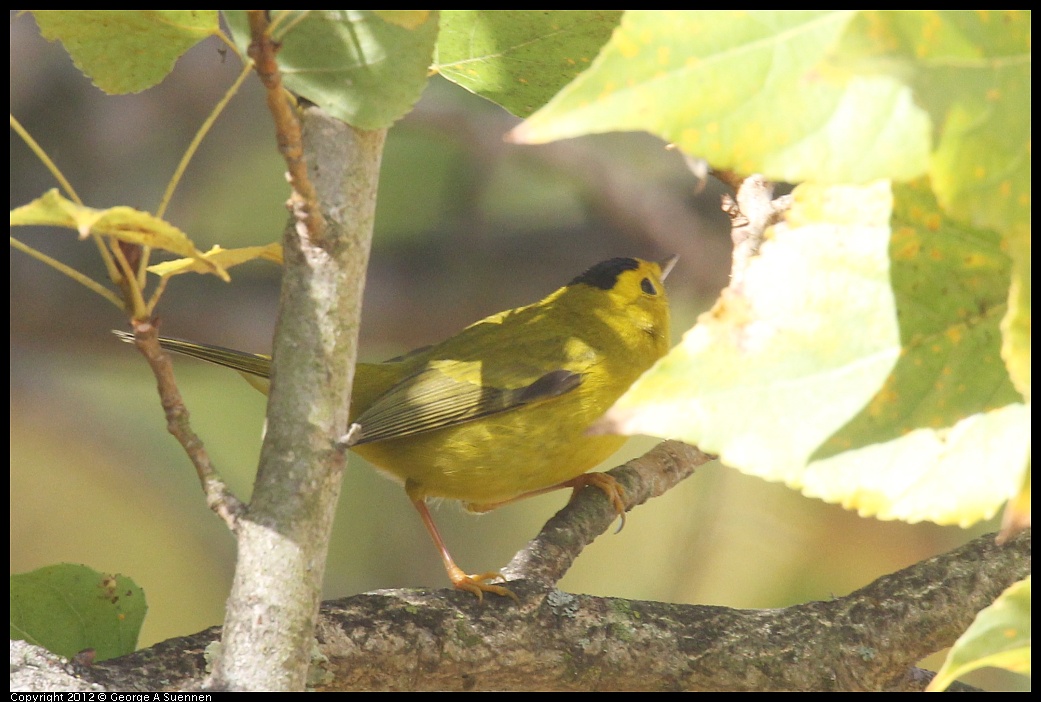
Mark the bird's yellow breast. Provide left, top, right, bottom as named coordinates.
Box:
left=350, top=362, right=633, bottom=506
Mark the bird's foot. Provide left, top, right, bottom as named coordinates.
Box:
left=447, top=566, right=519, bottom=602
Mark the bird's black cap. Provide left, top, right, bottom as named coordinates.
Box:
left=568, top=257, right=640, bottom=290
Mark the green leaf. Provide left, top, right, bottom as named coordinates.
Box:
left=928, top=576, right=1031, bottom=691
left=837, top=11, right=1030, bottom=241
left=30, top=10, right=219, bottom=94
left=1000, top=230, right=1031, bottom=403
left=821, top=10, right=1033, bottom=532
left=225, top=10, right=438, bottom=130
left=807, top=182, right=1027, bottom=526
left=511, top=10, right=931, bottom=184
left=998, top=464, right=1031, bottom=544
left=998, top=230, right=1030, bottom=543
left=10, top=189, right=229, bottom=281
left=10, top=564, right=147, bottom=662
left=604, top=180, right=1028, bottom=526
left=374, top=10, right=434, bottom=30
left=435, top=10, right=623, bottom=117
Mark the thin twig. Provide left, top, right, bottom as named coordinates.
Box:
left=727, top=174, right=792, bottom=293
left=504, top=441, right=716, bottom=585
left=124, top=320, right=245, bottom=531
left=108, top=238, right=148, bottom=319
left=246, top=10, right=326, bottom=246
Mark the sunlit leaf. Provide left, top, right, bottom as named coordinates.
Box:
left=225, top=10, right=438, bottom=130
left=603, top=180, right=1027, bottom=526
left=30, top=10, right=219, bottom=94
left=374, top=10, right=432, bottom=30
left=147, top=243, right=283, bottom=277
left=435, top=10, right=623, bottom=117
left=1001, top=230, right=1031, bottom=402
left=511, top=10, right=930, bottom=184
left=838, top=10, right=1030, bottom=241
left=10, top=189, right=228, bottom=281
left=603, top=181, right=899, bottom=474
left=998, top=464, right=1031, bottom=544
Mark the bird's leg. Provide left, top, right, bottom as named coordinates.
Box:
left=468, top=472, right=628, bottom=531
left=410, top=496, right=518, bottom=601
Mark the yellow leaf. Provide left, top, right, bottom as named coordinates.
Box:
left=147, top=243, right=283, bottom=277
left=10, top=189, right=228, bottom=281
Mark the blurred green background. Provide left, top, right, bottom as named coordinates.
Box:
left=9, top=13, right=1012, bottom=688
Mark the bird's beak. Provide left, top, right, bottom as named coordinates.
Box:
left=659, top=254, right=679, bottom=281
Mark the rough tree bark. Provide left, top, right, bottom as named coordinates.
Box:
left=10, top=456, right=1030, bottom=692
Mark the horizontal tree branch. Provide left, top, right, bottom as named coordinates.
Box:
left=17, top=527, right=1028, bottom=692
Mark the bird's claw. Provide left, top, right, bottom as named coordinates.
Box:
left=448, top=567, right=519, bottom=602
left=566, top=472, right=628, bottom=532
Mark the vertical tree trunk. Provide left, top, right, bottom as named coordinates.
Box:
left=209, top=106, right=387, bottom=690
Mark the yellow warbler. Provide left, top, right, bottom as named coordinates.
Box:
left=119, top=256, right=674, bottom=598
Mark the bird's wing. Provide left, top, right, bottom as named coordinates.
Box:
left=350, top=363, right=583, bottom=445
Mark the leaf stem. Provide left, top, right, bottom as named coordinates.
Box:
left=145, top=274, right=172, bottom=317
left=155, top=62, right=255, bottom=221
left=267, top=10, right=311, bottom=41
left=10, top=114, right=82, bottom=206
left=9, top=235, right=124, bottom=309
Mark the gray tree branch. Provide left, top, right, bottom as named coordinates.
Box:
left=15, top=520, right=1028, bottom=691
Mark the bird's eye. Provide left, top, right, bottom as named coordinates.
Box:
left=640, top=277, right=657, bottom=295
